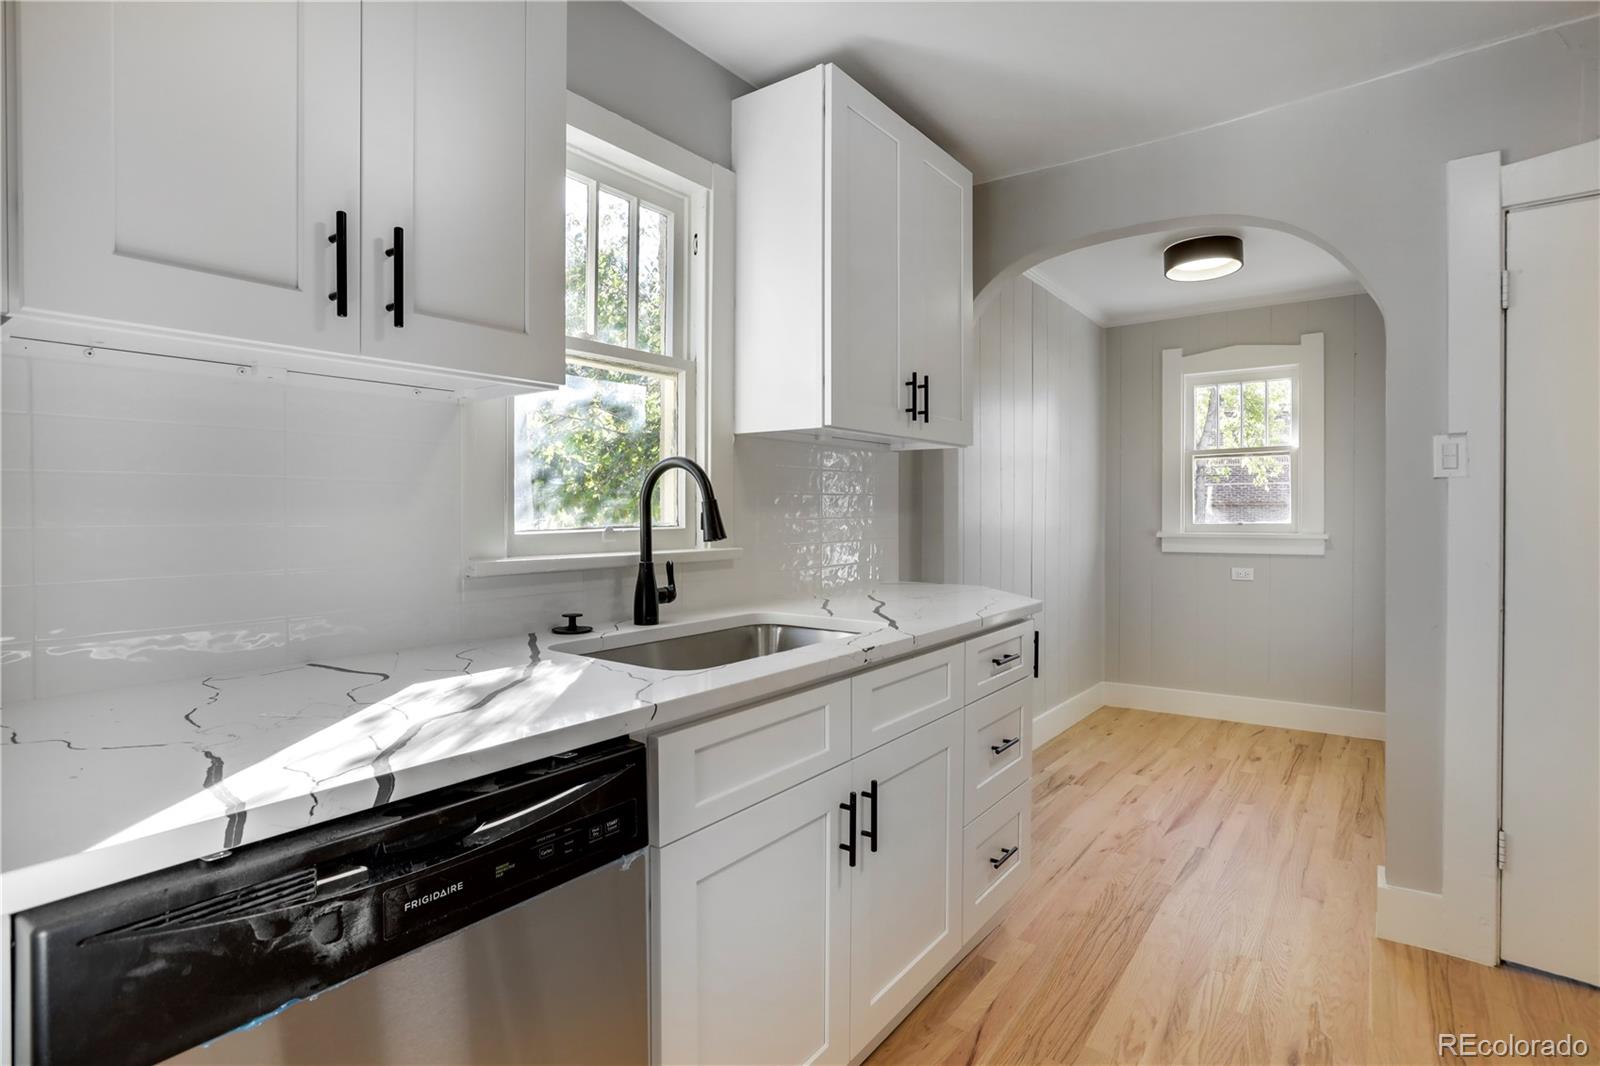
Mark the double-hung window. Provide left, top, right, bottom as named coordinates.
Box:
left=508, top=145, right=698, bottom=557
left=1159, top=333, right=1327, bottom=555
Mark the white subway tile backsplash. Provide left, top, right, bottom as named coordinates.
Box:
left=2, top=356, right=30, bottom=413
left=3, top=586, right=35, bottom=646
left=285, top=430, right=456, bottom=482
left=31, top=415, right=287, bottom=477
left=287, top=388, right=457, bottom=440
left=3, top=413, right=32, bottom=470
left=33, top=525, right=287, bottom=584
left=2, top=529, right=32, bottom=587
left=2, top=642, right=35, bottom=704
left=2, top=472, right=32, bottom=529
left=0, top=354, right=899, bottom=699
left=31, top=358, right=284, bottom=427
left=33, top=572, right=287, bottom=640
left=33, top=472, right=287, bottom=528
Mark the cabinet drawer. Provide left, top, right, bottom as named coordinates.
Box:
left=651, top=679, right=852, bottom=846
left=964, top=681, right=1033, bottom=823
left=851, top=645, right=964, bottom=755
left=962, top=780, right=1031, bottom=941
left=964, top=621, right=1033, bottom=703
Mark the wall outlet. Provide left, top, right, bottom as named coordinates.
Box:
left=1231, top=567, right=1255, bottom=581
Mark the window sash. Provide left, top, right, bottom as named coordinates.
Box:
left=510, top=158, right=696, bottom=557
left=1182, top=369, right=1300, bottom=532
left=566, top=151, right=687, bottom=361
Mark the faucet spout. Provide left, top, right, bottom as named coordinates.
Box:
left=634, top=457, right=728, bottom=626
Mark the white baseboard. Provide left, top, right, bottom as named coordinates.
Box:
left=1100, top=681, right=1386, bottom=740
left=1375, top=865, right=1498, bottom=966
left=1034, top=682, right=1108, bottom=744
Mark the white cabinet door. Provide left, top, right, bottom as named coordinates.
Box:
left=825, top=67, right=911, bottom=441
left=360, top=2, right=565, bottom=385
left=848, top=712, right=963, bottom=1057
left=901, top=142, right=974, bottom=446
left=14, top=2, right=361, bottom=352
left=654, top=764, right=853, bottom=1066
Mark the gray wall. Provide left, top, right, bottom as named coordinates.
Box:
left=972, top=19, right=1598, bottom=893
left=568, top=2, right=751, bottom=169
left=1105, top=295, right=1385, bottom=712
left=933, top=275, right=1105, bottom=715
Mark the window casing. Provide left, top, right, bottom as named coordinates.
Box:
left=1160, top=333, right=1327, bottom=555
left=507, top=146, right=700, bottom=558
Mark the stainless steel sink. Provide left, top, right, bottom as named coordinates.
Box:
left=580, top=623, right=854, bottom=672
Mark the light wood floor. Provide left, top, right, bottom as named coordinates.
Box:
left=867, top=707, right=1599, bottom=1066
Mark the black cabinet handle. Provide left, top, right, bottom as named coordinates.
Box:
left=989, top=846, right=1019, bottom=870
left=991, top=652, right=1021, bottom=669
left=384, top=226, right=405, bottom=328
left=990, top=736, right=1020, bottom=756
left=861, top=779, right=878, bottom=853
left=904, top=372, right=920, bottom=420
left=839, top=792, right=857, bottom=868
left=326, top=210, right=348, bottom=318
left=919, top=374, right=931, bottom=422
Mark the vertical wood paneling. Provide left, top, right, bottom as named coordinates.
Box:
left=961, top=276, right=1107, bottom=715
left=1102, top=294, right=1386, bottom=712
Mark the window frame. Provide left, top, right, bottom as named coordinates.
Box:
left=507, top=150, right=696, bottom=558
left=462, top=93, right=737, bottom=575
left=1159, top=333, right=1327, bottom=556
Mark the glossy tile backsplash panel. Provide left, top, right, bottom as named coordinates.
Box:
left=0, top=355, right=898, bottom=701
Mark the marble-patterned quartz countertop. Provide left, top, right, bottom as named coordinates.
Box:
left=1, top=583, right=1039, bottom=912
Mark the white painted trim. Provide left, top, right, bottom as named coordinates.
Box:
left=1157, top=531, right=1327, bottom=556
left=1034, top=682, right=1108, bottom=744
left=1500, top=139, right=1600, bottom=208
left=464, top=545, right=743, bottom=578
left=1160, top=332, right=1326, bottom=544
left=1102, top=682, right=1386, bottom=740
left=1375, top=865, right=1496, bottom=965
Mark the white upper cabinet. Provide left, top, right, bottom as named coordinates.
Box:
left=359, top=2, right=566, bottom=384
left=733, top=65, right=974, bottom=448
left=9, top=1, right=566, bottom=391
left=13, top=2, right=362, bottom=354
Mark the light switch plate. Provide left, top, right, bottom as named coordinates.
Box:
left=1433, top=432, right=1468, bottom=478
left=1231, top=567, right=1254, bottom=581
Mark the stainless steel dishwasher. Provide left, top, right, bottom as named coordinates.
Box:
left=13, top=738, right=648, bottom=1066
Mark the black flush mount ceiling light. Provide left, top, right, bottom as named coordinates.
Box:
left=1163, top=234, right=1244, bottom=282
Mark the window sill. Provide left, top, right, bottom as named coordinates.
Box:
left=1157, top=532, right=1328, bottom=556
left=465, top=545, right=744, bottom=578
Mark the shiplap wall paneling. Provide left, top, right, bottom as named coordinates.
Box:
left=1103, top=294, right=1384, bottom=712
left=960, top=276, right=1105, bottom=720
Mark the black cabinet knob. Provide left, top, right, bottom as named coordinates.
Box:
left=552, top=612, right=593, bottom=635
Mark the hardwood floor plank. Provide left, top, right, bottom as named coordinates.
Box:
left=866, top=707, right=1600, bottom=1066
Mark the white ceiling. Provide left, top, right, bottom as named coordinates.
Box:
left=632, top=2, right=1597, bottom=182
left=1026, top=226, right=1360, bottom=326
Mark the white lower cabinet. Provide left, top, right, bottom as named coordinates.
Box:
left=654, top=764, right=853, bottom=1066
left=961, top=780, right=1031, bottom=938
left=846, top=712, right=964, bottom=1057
left=652, top=628, right=1035, bottom=1066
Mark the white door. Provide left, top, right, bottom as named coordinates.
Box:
left=1502, top=193, right=1600, bottom=986
left=825, top=67, right=912, bottom=441
left=13, top=2, right=361, bottom=352
left=360, top=2, right=566, bottom=385
left=654, top=764, right=853, bottom=1066
left=901, top=142, right=973, bottom=447
left=848, top=712, right=964, bottom=1056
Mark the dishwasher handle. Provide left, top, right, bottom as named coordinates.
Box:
left=461, top=770, right=625, bottom=849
